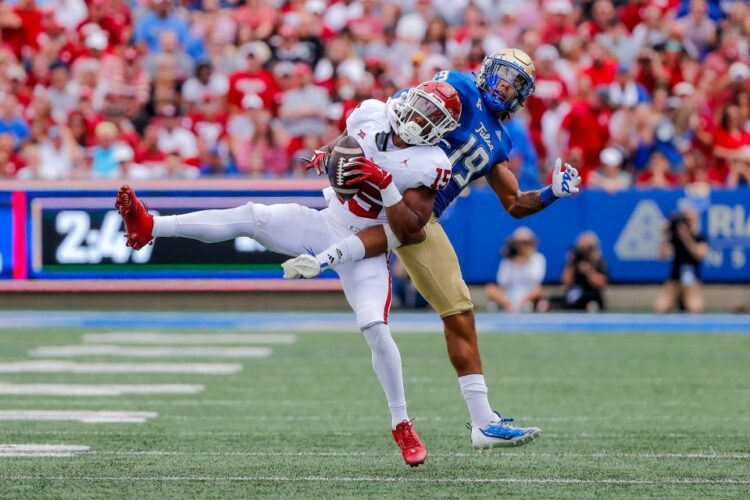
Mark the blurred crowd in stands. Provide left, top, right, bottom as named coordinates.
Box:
left=0, top=0, right=748, bottom=187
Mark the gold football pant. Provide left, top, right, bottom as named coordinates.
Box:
left=394, top=215, right=473, bottom=317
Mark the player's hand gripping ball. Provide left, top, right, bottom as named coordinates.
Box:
left=327, top=135, right=365, bottom=199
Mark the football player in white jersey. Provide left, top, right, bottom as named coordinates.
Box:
left=115, top=80, right=462, bottom=467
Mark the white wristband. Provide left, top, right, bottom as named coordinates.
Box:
left=380, top=182, right=403, bottom=208
left=384, top=224, right=402, bottom=250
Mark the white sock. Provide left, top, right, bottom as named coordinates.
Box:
left=458, top=374, right=495, bottom=428
left=151, top=205, right=257, bottom=242
left=315, top=235, right=365, bottom=269
left=363, top=322, right=409, bottom=428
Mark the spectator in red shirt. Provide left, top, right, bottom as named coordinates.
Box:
left=540, top=0, right=576, bottom=46
left=581, top=41, right=618, bottom=87
left=189, top=95, right=228, bottom=151
left=2, top=0, right=43, bottom=58
left=712, top=104, right=750, bottom=181
left=348, top=0, right=385, bottom=44
left=636, top=151, right=678, bottom=187
left=227, top=41, right=276, bottom=113
left=240, top=109, right=289, bottom=177
left=0, top=133, right=22, bottom=178
left=134, top=123, right=167, bottom=168
left=579, top=0, right=617, bottom=40
left=232, top=0, right=277, bottom=41
left=634, top=48, right=669, bottom=96
left=560, top=84, right=611, bottom=179
left=106, top=48, right=151, bottom=107
left=525, top=44, right=569, bottom=162
left=703, top=29, right=744, bottom=78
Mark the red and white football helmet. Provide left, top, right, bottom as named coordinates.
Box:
left=394, top=81, right=461, bottom=146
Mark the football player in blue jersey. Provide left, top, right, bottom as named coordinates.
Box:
left=285, top=48, right=581, bottom=450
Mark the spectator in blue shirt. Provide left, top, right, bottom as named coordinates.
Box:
left=0, top=95, right=29, bottom=147
left=134, top=0, right=191, bottom=55
left=90, top=121, right=131, bottom=179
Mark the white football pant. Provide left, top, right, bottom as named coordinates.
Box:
left=153, top=202, right=392, bottom=329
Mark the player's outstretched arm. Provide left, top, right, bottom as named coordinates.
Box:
left=487, top=158, right=581, bottom=219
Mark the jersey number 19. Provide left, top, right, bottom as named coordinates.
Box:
left=449, top=135, right=490, bottom=188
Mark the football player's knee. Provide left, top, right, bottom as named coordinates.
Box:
left=243, top=202, right=267, bottom=232
left=356, top=308, right=386, bottom=331
left=435, top=280, right=473, bottom=317
left=362, top=322, right=392, bottom=355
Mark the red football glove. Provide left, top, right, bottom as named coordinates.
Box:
left=343, top=157, right=393, bottom=189
left=300, top=149, right=329, bottom=176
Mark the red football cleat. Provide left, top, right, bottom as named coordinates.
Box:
left=392, top=420, right=428, bottom=467
left=115, top=185, right=154, bottom=250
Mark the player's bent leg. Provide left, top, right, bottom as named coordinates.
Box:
left=125, top=190, right=333, bottom=257
left=152, top=204, right=259, bottom=243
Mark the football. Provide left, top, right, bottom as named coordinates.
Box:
left=327, top=135, right=364, bottom=200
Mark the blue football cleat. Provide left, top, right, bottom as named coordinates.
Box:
left=469, top=412, right=541, bottom=449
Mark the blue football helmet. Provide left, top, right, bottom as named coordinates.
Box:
left=477, top=48, right=536, bottom=115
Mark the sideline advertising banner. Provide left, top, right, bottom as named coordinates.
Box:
left=1, top=181, right=748, bottom=284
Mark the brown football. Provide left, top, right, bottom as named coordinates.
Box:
left=327, top=135, right=364, bottom=200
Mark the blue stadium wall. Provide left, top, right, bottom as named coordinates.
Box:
left=0, top=180, right=748, bottom=285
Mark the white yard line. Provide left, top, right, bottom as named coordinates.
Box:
left=0, top=429, right=747, bottom=440
left=0, top=383, right=204, bottom=397
left=83, top=333, right=297, bottom=345
left=0, top=361, right=242, bottom=374
left=0, top=444, right=89, bottom=457
left=0, top=411, right=158, bottom=424
left=29, top=346, right=271, bottom=359
left=0, top=476, right=747, bottom=485
left=83, top=450, right=750, bottom=460
left=151, top=414, right=750, bottom=423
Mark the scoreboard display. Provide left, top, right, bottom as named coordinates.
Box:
left=30, top=196, right=326, bottom=279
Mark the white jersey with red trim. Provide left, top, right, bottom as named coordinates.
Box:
left=325, top=99, right=452, bottom=231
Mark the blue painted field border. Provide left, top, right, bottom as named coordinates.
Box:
left=0, top=311, right=748, bottom=333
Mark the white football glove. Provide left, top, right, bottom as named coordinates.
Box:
left=551, top=158, right=581, bottom=198
left=281, top=254, right=321, bottom=279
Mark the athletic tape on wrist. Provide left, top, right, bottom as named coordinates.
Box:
left=539, top=185, right=558, bottom=207
left=380, top=182, right=403, bottom=208
left=384, top=224, right=402, bottom=250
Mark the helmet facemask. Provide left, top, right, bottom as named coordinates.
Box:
left=395, top=87, right=460, bottom=146
left=477, top=57, right=535, bottom=115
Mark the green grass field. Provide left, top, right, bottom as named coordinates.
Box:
left=0, top=326, right=748, bottom=498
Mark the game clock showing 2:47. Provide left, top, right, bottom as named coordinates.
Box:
left=49, top=210, right=154, bottom=265
left=36, top=207, right=291, bottom=276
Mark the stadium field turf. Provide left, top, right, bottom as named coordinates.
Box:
left=0, top=325, right=748, bottom=498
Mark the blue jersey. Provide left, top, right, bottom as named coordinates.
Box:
left=430, top=71, right=513, bottom=217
